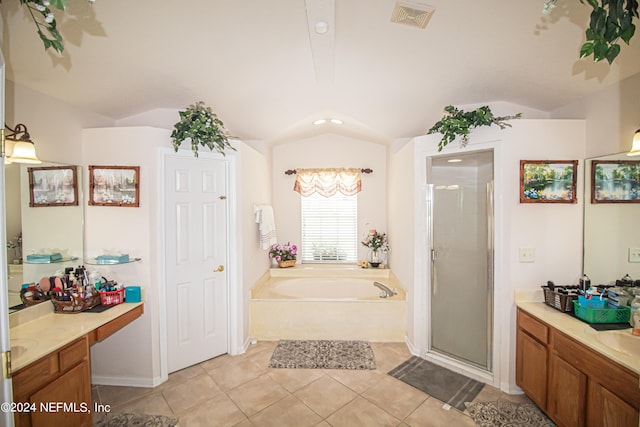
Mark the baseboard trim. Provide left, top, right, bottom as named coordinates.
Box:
left=91, top=375, right=164, bottom=388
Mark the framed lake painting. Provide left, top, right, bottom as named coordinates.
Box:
left=520, top=160, right=578, bottom=203
left=89, top=165, right=140, bottom=207
left=28, top=166, right=79, bottom=207
left=591, top=160, right=640, bottom=203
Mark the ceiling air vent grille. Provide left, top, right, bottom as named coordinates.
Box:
left=391, top=1, right=435, bottom=29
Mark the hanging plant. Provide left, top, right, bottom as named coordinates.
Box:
left=543, top=0, right=638, bottom=64
left=427, top=105, right=522, bottom=152
left=171, top=101, right=236, bottom=157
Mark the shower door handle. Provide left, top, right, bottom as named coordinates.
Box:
left=431, top=249, right=437, bottom=261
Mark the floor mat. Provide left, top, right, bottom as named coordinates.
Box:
left=268, top=340, right=376, bottom=370
left=388, top=356, right=484, bottom=411
left=467, top=400, right=556, bottom=426
left=95, top=413, right=178, bottom=427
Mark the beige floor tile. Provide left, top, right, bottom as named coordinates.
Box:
left=110, top=392, right=174, bottom=417
left=499, top=391, right=534, bottom=404
left=326, top=368, right=386, bottom=394
left=177, top=393, right=248, bottom=427
left=207, top=358, right=266, bottom=391
left=403, top=397, right=476, bottom=427
left=249, top=394, right=322, bottom=427
left=325, top=396, right=401, bottom=427
left=96, top=384, right=155, bottom=408
left=162, top=374, right=223, bottom=414
left=294, top=375, right=357, bottom=418
left=370, top=343, right=411, bottom=373
left=199, top=353, right=234, bottom=371
left=362, top=376, right=428, bottom=420
left=227, top=374, right=290, bottom=416
left=231, top=419, right=254, bottom=427
left=470, top=383, right=502, bottom=403
left=166, top=363, right=208, bottom=385
left=267, top=368, right=325, bottom=393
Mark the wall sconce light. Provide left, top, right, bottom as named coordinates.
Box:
left=3, top=123, right=41, bottom=164
left=627, top=129, right=640, bottom=156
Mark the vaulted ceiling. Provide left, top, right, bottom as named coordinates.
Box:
left=2, top=0, right=639, bottom=144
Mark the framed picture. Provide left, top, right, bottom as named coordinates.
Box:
left=520, top=160, right=578, bottom=203
left=28, top=166, right=78, bottom=207
left=591, top=160, right=640, bottom=203
left=89, top=165, right=140, bottom=207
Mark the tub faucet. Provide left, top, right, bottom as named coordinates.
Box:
left=373, top=281, right=397, bottom=298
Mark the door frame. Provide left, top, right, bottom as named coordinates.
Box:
left=414, top=139, right=505, bottom=388
left=157, top=147, right=241, bottom=383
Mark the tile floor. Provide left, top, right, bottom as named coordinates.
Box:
left=92, top=341, right=533, bottom=426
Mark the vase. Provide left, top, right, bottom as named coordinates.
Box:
left=277, top=259, right=296, bottom=268
left=368, top=250, right=382, bottom=268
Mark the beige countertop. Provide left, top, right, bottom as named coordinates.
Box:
left=516, top=297, right=640, bottom=376
left=10, top=302, right=144, bottom=372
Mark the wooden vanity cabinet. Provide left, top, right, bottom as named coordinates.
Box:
left=12, top=336, right=91, bottom=427
left=517, top=307, right=640, bottom=427
left=516, top=309, right=549, bottom=411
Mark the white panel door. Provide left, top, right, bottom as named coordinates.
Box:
left=165, top=155, right=228, bottom=373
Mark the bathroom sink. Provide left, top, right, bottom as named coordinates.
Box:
left=596, top=331, right=640, bottom=356
left=10, top=345, right=28, bottom=358
left=10, top=338, right=37, bottom=358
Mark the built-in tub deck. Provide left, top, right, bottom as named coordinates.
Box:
left=250, top=264, right=407, bottom=342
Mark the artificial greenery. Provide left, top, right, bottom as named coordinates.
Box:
left=427, top=105, right=522, bottom=152
left=171, top=101, right=236, bottom=157
left=544, top=0, right=638, bottom=63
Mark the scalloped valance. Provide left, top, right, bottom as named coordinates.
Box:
left=293, top=168, right=362, bottom=197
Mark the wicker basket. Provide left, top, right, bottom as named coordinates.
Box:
left=20, top=290, right=51, bottom=307
left=51, top=293, right=101, bottom=313
left=541, top=285, right=578, bottom=313
left=277, top=259, right=296, bottom=268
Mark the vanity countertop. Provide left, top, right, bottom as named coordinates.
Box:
left=10, top=302, right=144, bottom=372
left=516, top=297, right=640, bottom=376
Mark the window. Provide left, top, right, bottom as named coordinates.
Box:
left=301, top=192, right=357, bottom=263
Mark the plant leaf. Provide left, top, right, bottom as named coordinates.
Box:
left=605, top=43, right=621, bottom=63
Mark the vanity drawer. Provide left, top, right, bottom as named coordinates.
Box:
left=95, top=304, right=144, bottom=342
left=518, top=309, right=549, bottom=344
left=59, top=336, right=88, bottom=372
left=12, top=353, right=58, bottom=399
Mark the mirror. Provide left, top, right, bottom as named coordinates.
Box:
left=5, top=161, right=83, bottom=312
left=583, top=152, right=640, bottom=285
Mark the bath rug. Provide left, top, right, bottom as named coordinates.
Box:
left=388, top=356, right=484, bottom=412
left=467, top=400, right=555, bottom=426
left=268, top=340, right=376, bottom=370
left=95, top=413, right=178, bottom=427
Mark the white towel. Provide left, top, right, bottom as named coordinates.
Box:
left=255, top=205, right=277, bottom=250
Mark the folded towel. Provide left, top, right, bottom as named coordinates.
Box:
left=255, top=205, right=277, bottom=250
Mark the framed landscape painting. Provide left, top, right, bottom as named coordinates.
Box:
left=591, top=160, right=640, bottom=203
left=520, top=160, right=578, bottom=204
left=89, top=165, right=140, bottom=207
left=28, top=166, right=78, bottom=207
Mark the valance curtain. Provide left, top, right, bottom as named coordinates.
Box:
left=294, top=168, right=362, bottom=197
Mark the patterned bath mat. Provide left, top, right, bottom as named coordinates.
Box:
left=95, top=413, right=178, bottom=427
left=388, top=356, right=484, bottom=411
left=268, top=340, right=376, bottom=370
left=467, top=400, right=555, bottom=426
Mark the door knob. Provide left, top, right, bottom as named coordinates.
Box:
left=213, top=265, right=225, bottom=272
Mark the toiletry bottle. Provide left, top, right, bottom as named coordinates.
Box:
left=579, top=274, right=591, bottom=294
left=630, top=295, right=640, bottom=330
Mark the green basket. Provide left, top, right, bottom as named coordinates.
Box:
left=572, top=300, right=630, bottom=324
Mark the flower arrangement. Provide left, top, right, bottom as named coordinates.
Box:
left=268, top=242, right=297, bottom=262
left=171, top=101, right=236, bottom=158
left=361, top=229, right=389, bottom=253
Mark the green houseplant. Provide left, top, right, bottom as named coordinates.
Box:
left=171, top=101, right=236, bottom=157
left=427, top=105, right=522, bottom=152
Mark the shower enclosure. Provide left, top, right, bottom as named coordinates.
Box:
left=427, top=150, right=494, bottom=371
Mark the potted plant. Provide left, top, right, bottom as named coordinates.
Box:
left=171, top=101, right=236, bottom=157
left=269, top=242, right=297, bottom=268
left=361, top=229, right=389, bottom=267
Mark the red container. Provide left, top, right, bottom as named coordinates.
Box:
left=99, top=288, right=125, bottom=306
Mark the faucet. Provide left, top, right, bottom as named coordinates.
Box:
left=373, top=281, right=397, bottom=298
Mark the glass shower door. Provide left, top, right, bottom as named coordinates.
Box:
left=428, top=150, right=493, bottom=371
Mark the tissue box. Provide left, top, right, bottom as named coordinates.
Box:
left=96, top=254, right=130, bottom=264
left=26, top=253, right=62, bottom=263
left=125, top=286, right=141, bottom=302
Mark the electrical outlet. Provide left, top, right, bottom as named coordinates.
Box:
left=629, top=248, right=640, bottom=263
left=519, top=248, right=535, bottom=263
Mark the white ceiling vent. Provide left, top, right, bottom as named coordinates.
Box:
left=391, top=1, right=435, bottom=29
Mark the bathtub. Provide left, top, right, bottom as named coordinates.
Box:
left=250, top=265, right=407, bottom=342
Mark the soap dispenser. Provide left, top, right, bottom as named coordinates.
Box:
left=579, top=274, right=591, bottom=294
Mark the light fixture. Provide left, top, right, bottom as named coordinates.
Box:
left=312, top=119, right=327, bottom=125
left=4, top=123, right=41, bottom=164
left=447, top=158, right=463, bottom=163
left=314, top=21, right=329, bottom=34
left=330, top=119, right=343, bottom=125
left=627, top=129, right=640, bottom=156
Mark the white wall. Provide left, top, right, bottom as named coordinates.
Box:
left=272, top=134, right=387, bottom=263
left=391, top=119, right=586, bottom=392
left=83, top=127, right=168, bottom=387
left=552, top=71, right=640, bottom=157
